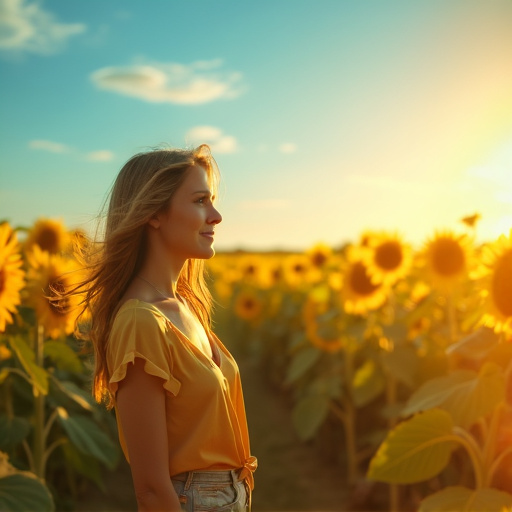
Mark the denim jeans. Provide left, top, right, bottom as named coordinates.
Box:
left=171, top=469, right=250, bottom=511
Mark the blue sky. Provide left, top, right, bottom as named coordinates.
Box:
left=1, top=0, right=512, bottom=251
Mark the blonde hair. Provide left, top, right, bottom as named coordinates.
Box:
left=75, top=144, right=219, bottom=408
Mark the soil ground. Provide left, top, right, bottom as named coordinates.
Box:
left=76, top=346, right=353, bottom=512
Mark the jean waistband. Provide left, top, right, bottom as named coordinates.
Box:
left=171, top=469, right=241, bottom=484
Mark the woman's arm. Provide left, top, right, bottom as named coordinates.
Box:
left=116, top=357, right=182, bottom=512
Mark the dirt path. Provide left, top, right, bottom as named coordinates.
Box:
left=237, top=352, right=350, bottom=512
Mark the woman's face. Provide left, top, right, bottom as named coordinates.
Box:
left=151, top=164, right=222, bottom=261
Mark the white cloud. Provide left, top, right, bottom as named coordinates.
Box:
left=0, top=0, right=86, bottom=54
left=185, top=126, right=238, bottom=154
left=86, top=150, right=114, bottom=162
left=90, top=59, right=243, bottom=105
left=28, top=139, right=71, bottom=153
left=28, top=139, right=114, bottom=162
left=279, top=143, right=297, bottom=154
left=238, top=199, right=290, bottom=211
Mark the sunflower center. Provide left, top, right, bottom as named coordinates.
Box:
left=37, top=227, right=60, bottom=254
left=350, top=261, right=379, bottom=296
left=491, top=250, right=512, bottom=317
left=375, top=242, right=403, bottom=270
left=48, top=279, right=70, bottom=316
left=243, top=298, right=256, bottom=311
left=293, top=263, right=306, bottom=274
left=244, top=265, right=256, bottom=276
left=311, top=252, right=328, bottom=267
left=432, top=238, right=465, bottom=276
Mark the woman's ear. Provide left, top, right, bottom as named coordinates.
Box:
left=148, top=216, right=160, bottom=229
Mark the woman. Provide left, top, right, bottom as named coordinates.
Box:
left=75, top=144, right=257, bottom=511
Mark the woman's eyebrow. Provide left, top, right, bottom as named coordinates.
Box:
left=191, top=190, right=212, bottom=195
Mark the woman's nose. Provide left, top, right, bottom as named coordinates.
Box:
left=209, top=206, right=222, bottom=224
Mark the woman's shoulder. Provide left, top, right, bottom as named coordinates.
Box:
left=113, top=299, right=170, bottom=330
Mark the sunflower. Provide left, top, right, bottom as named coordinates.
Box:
left=306, top=243, right=332, bottom=269
left=234, top=289, right=264, bottom=323
left=303, top=288, right=344, bottom=353
left=234, top=254, right=275, bottom=288
left=24, top=218, right=70, bottom=255
left=477, top=229, right=512, bottom=336
left=282, top=254, right=321, bottom=288
left=340, top=246, right=389, bottom=315
left=0, top=223, right=25, bottom=332
left=419, top=230, right=473, bottom=292
left=362, top=231, right=412, bottom=287
left=26, top=245, right=82, bottom=339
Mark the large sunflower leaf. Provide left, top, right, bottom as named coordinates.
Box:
left=419, top=486, right=512, bottom=512
left=50, top=377, right=94, bottom=412
left=446, top=327, right=499, bottom=361
left=292, top=394, right=330, bottom=441
left=285, top=346, right=321, bottom=385
left=0, top=473, right=54, bottom=512
left=8, top=336, right=48, bottom=395
left=367, top=408, right=457, bottom=484
left=0, top=415, right=31, bottom=450
left=44, top=341, right=82, bottom=373
left=352, top=359, right=385, bottom=407
left=402, top=362, right=505, bottom=428
left=56, top=408, right=119, bottom=470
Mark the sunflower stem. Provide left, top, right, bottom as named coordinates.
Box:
left=32, top=323, right=46, bottom=480
left=22, top=439, right=35, bottom=473
left=447, top=293, right=458, bottom=342
left=3, top=377, right=14, bottom=419
left=385, top=373, right=400, bottom=512
left=482, top=403, right=503, bottom=487
left=451, top=427, right=484, bottom=489
left=343, top=349, right=359, bottom=486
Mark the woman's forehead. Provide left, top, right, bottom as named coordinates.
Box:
left=181, top=164, right=212, bottom=190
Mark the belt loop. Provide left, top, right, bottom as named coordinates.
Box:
left=184, top=471, right=194, bottom=491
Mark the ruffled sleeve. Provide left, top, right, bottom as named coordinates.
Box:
left=107, top=302, right=181, bottom=398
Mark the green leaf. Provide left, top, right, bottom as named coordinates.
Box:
left=419, top=486, right=512, bottom=512
left=367, top=408, right=457, bottom=484
left=292, top=394, right=330, bottom=441
left=44, top=341, right=82, bottom=373
left=446, top=327, right=499, bottom=361
left=285, top=346, right=321, bottom=385
left=57, top=408, right=119, bottom=470
left=381, top=344, right=419, bottom=388
left=0, top=473, right=55, bottom=512
left=8, top=336, right=49, bottom=394
left=352, top=359, right=385, bottom=407
left=51, top=377, right=94, bottom=412
left=0, top=415, right=31, bottom=450
left=310, top=374, right=342, bottom=399
left=403, top=362, right=505, bottom=429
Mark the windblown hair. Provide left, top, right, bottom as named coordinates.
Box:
left=74, top=144, right=219, bottom=408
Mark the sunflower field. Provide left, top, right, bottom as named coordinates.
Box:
left=207, top=224, right=512, bottom=511
left=1, top=216, right=512, bottom=511
left=0, top=219, right=120, bottom=512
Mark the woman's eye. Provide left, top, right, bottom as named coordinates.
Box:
left=196, top=196, right=209, bottom=204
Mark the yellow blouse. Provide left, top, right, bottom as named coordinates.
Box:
left=106, top=299, right=257, bottom=489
